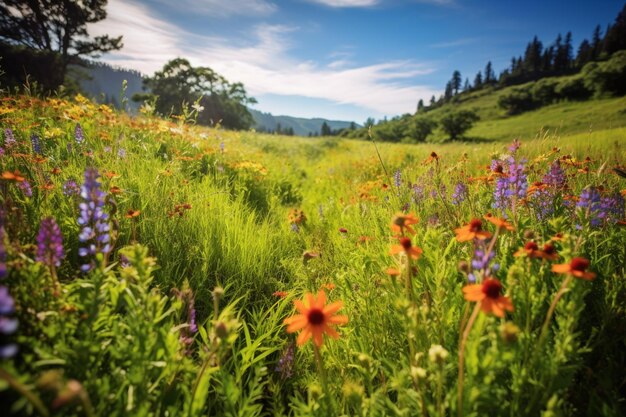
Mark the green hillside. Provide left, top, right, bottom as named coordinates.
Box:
left=249, top=108, right=359, bottom=136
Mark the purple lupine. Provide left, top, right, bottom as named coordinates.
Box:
left=0, top=227, right=6, bottom=279
left=275, top=342, right=295, bottom=379
left=412, top=184, right=424, bottom=203
left=467, top=240, right=499, bottom=284
left=189, top=305, right=198, bottom=334
left=577, top=186, right=602, bottom=227
left=0, top=286, right=18, bottom=358
left=452, top=182, right=468, bottom=205
left=30, top=133, right=42, bottom=154
left=117, top=148, right=127, bottom=159
left=492, top=157, right=527, bottom=213
left=4, top=129, right=16, bottom=148
left=543, top=161, right=567, bottom=189
left=77, top=168, right=111, bottom=272
left=74, top=123, right=84, bottom=145
left=600, top=192, right=625, bottom=225
left=36, top=217, right=64, bottom=267
left=63, top=179, right=80, bottom=197
left=18, top=181, right=32, bottom=198
left=393, top=169, right=402, bottom=189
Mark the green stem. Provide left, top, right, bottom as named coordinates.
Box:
left=457, top=303, right=481, bottom=417
left=0, top=368, right=49, bottom=417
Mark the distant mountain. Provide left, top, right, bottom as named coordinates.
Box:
left=72, top=61, right=145, bottom=112
left=249, top=108, right=359, bottom=137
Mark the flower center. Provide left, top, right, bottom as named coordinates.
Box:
left=469, top=219, right=482, bottom=232
left=543, top=244, right=556, bottom=255
left=570, top=257, right=589, bottom=272
left=307, top=308, right=325, bottom=325
left=524, top=241, right=538, bottom=251
left=399, top=237, right=412, bottom=250
left=482, top=279, right=502, bottom=299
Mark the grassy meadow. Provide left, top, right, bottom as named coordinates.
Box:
left=0, top=93, right=625, bottom=416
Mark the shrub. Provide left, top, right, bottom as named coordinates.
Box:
left=555, top=76, right=592, bottom=100
left=582, top=50, right=626, bottom=96
left=498, top=88, right=537, bottom=115
left=407, top=116, right=437, bottom=142
left=439, top=110, right=479, bottom=140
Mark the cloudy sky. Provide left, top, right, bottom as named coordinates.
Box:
left=89, top=0, right=622, bottom=123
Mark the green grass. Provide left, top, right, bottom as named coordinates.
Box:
left=0, top=93, right=625, bottom=416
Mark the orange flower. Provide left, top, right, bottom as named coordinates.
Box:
left=283, top=290, right=348, bottom=347
left=1, top=170, right=25, bottom=182
left=483, top=214, right=514, bottom=231
left=539, top=243, right=559, bottom=261
left=390, top=237, right=423, bottom=259
left=514, top=241, right=542, bottom=258
left=385, top=267, right=401, bottom=276
left=424, top=151, right=439, bottom=164
left=551, top=257, right=596, bottom=280
left=103, top=171, right=119, bottom=179
left=455, top=219, right=492, bottom=242
left=125, top=209, right=141, bottom=218
left=463, top=278, right=514, bottom=317
left=109, top=186, right=122, bottom=195
left=273, top=291, right=288, bottom=299
left=391, top=213, right=419, bottom=236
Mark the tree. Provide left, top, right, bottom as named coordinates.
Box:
left=136, top=58, right=256, bottom=130
left=444, top=81, right=453, bottom=101
left=320, top=121, right=332, bottom=136
left=0, top=0, right=122, bottom=84
left=451, top=70, right=462, bottom=95
left=416, top=99, right=424, bottom=113
left=440, top=110, right=479, bottom=140
left=463, top=78, right=471, bottom=92
left=484, top=61, right=496, bottom=84
left=591, top=24, right=603, bottom=59
left=473, top=71, right=483, bottom=89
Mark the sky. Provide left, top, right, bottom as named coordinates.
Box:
left=89, top=0, right=624, bottom=123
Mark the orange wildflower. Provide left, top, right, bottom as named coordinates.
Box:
left=283, top=290, right=348, bottom=347
left=463, top=278, right=514, bottom=317
left=125, top=209, right=141, bottom=218
left=103, top=171, right=119, bottom=179
left=539, top=243, right=559, bottom=261
left=109, top=186, right=122, bottom=195
left=391, top=212, right=419, bottom=236
left=390, top=237, right=422, bottom=259
left=1, top=170, right=25, bottom=182
left=424, top=151, right=439, bottom=164
left=514, top=241, right=542, bottom=258
left=385, top=267, right=401, bottom=276
left=273, top=291, right=288, bottom=299
left=551, top=257, right=596, bottom=280
left=455, top=219, right=492, bottom=242
left=483, top=214, right=514, bottom=231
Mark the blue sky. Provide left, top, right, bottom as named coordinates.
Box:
left=89, top=0, right=624, bottom=123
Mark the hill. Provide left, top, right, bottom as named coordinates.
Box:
left=249, top=108, right=359, bottom=136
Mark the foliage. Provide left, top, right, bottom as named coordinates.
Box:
left=0, top=93, right=625, bottom=417
left=0, top=0, right=122, bottom=90
left=582, top=50, right=626, bottom=96
left=135, top=58, right=256, bottom=130
left=439, top=110, right=479, bottom=140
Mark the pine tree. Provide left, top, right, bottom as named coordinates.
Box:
left=591, top=24, right=603, bottom=59
left=473, top=71, right=483, bottom=89
left=484, top=61, right=495, bottom=84
left=416, top=99, right=424, bottom=113
left=463, top=78, right=470, bottom=92
left=451, top=70, right=462, bottom=95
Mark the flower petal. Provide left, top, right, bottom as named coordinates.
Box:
left=294, top=300, right=308, bottom=315
left=323, top=301, right=343, bottom=316
left=297, top=327, right=312, bottom=346
left=327, top=314, right=348, bottom=325
left=323, top=324, right=340, bottom=339
left=551, top=264, right=571, bottom=274
left=312, top=327, right=324, bottom=347
left=285, top=316, right=308, bottom=333
left=462, top=284, right=484, bottom=302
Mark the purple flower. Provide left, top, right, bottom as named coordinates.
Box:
left=0, top=224, right=6, bottom=279
left=543, top=161, right=567, bottom=189
left=467, top=240, right=499, bottom=283
left=74, top=123, right=84, bottom=145
left=63, top=179, right=80, bottom=197
left=600, top=192, right=624, bottom=225
left=0, top=148, right=4, bottom=157
left=577, top=187, right=602, bottom=227
left=117, top=148, right=127, bottom=159
left=36, top=217, right=64, bottom=267
left=412, top=184, right=424, bottom=204
left=452, top=182, right=468, bottom=205
left=30, top=133, right=42, bottom=155
left=18, top=180, right=32, bottom=197
left=290, top=223, right=300, bottom=233
left=0, top=286, right=17, bottom=358
left=3, top=129, right=16, bottom=148
left=77, top=168, right=111, bottom=272
left=189, top=306, right=197, bottom=334
left=492, top=157, right=527, bottom=213
left=275, top=342, right=295, bottom=379
left=394, top=169, right=402, bottom=189
left=508, top=139, right=521, bottom=155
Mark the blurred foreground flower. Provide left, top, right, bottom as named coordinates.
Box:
left=463, top=278, right=514, bottom=317
left=552, top=257, right=596, bottom=280
left=284, top=290, right=348, bottom=347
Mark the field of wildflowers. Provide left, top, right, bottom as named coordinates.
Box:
left=0, top=93, right=625, bottom=416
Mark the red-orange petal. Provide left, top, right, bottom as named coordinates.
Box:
left=462, top=284, right=485, bottom=302
left=297, top=327, right=312, bottom=346
left=327, top=314, right=349, bottom=325
left=551, top=264, right=571, bottom=274
left=323, top=301, right=343, bottom=316
left=284, top=315, right=308, bottom=333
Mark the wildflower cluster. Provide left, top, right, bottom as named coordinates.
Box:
left=77, top=168, right=111, bottom=272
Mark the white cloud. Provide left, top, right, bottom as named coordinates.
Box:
left=304, top=0, right=379, bottom=7
left=89, top=0, right=439, bottom=117
left=151, top=0, right=277, bottom=17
